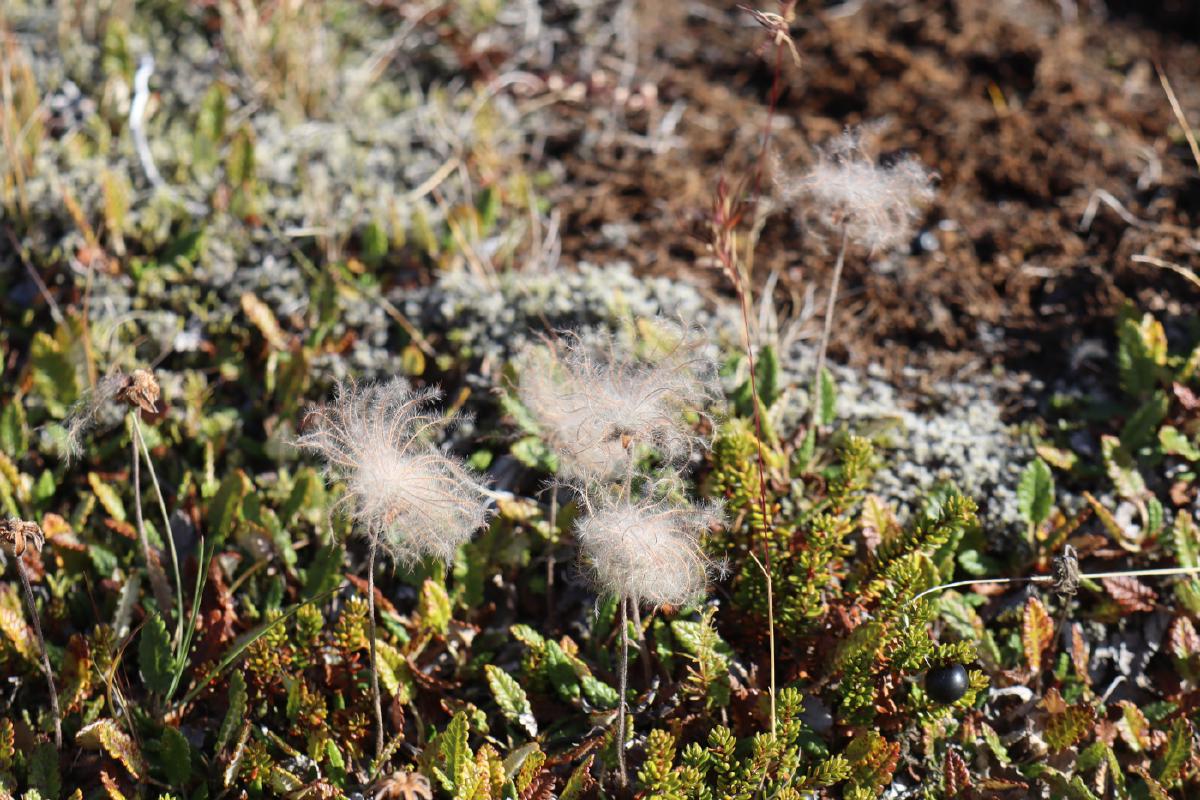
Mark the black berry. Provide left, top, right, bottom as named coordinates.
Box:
left=925, top=663, right=969, bottom=704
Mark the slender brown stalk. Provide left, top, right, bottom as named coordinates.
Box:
left=809, top=224, right=849, bottom=437
left=16, top=559, right=61, bottom=748
left=367, top=540, right=385, bottom=763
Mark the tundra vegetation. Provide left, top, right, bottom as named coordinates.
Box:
left=1, top=1, right=1199, bottom=799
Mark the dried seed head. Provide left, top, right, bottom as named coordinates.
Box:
left=574, top=490, right=721, bottom=608
left=790, top=127, right=935, bottom=252
left=297, top=378, right=491, bottom=565
left=0, top=518, right=45, bottom=558
left=514, top=329, right=718, bottom=483
left=115, top=369, right=161, bottom=415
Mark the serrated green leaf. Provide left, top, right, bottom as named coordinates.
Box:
left=1156, top=717, right=1193, bottom=786
left=1120, top=391, right=1168, bottom=451
left=1117, top=312, right=1166, bottom=397
left=819, top=366, right=837, bottom=426
left=486, top=665, right=537, bottom=736
left=88, top=471, right=126, bottom=522
left=158, top=726, right=191, bottom=787
left=215, top=670, right=247, bottom=753
left=1101, top=436, right=1146, bottom=500
left=139, top=613, right=174, bottom=695
left=418, top=579, right=451, bottom=635
left=440, top=712, right=471, bottom=793
left=544, top=639, right=581, bottom=702
left=580, top=674, right=619, bottom=710
left=757, top=343, right=781, bottom=408
left=208, top=470, right=249, bottom=544
left=28, top=741, right=60, bottom=799
left=1017, top=458, right=1054, bottom=527
left=559, top=756, right=595, bottom=800
left=302, top=543, right=344, bottom=599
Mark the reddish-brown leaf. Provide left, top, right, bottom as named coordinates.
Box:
left=1102, top=575, right=1158, bottom=613
left=1169, top=616, right=1200, bottom=661
left=1070, top=623, right=1091, bottom=686
left=1022, top=596, right=1054, bottom=674
left=944, top=748, right=970, bottom=797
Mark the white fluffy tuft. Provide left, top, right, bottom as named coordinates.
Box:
left=793, top=127, right=935, bottom=252
left=574, top=491, right=721, bottom=608
left=514, top=330, right=717, bottom=483
left=298, top=378, right=490, bottom=565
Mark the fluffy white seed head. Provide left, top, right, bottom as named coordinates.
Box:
left=791, top=127, right=935, bottom=253
left=574, top=491, right=721, bottom=608
left=514, top=330, right=717, bottom=483
left=298, top=378, right=490, bottom=565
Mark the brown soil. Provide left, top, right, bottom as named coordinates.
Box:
left=542, top=0, right=1200, bottom=383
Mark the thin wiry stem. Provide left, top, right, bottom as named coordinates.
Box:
left=615, top=595, right=629, bottom=788
left=367, top=540, right=385, bottom=764
left=132, top=425, right=173, bottom=622
left=16, top=558, right=61, bottom=748
left=133, top=415, right=184, bottom=645
left=731, top=271, right=778, bottom=737
left=809, top=224, right=849, bottom=439
left=908, top=564, right=1200, bottom=606
left=630, top=601, right=653, bottom=686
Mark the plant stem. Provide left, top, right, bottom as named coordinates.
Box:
left=629, top=601, right=653, bottom=686
left=131, top=423, right=173, bottom=624
left=16, top=558, right=61, bottom=748
left=367, top=541, right=385, bottom=764
left=615, top=595, right=629, bottom=788
left=810, top=224, right=849, bottom=438
left=133, top=415, right=185, bottom=644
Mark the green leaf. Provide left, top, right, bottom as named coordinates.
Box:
left=139, top=613, right=174, bottom=695
left=279, top=467, right=319, bottom=527
left=1117, top=311, right=1166, bottom=397
left=215, top=670, right=247, bottom=753
left=30, top=332, right=78, bottom=415
left=1017, top=458, right=1054, bottom=527
left=361, top=219, right=388, bottom=266
left=158, top=726, right=191, bottom=787
left=544, top=640, right=581, bottom=702
left=1101, top=436, right=1146, bottom=500
left=0, top=399, right=28, bottom=457
left=1120, top=391, right=1168, bottom=451
left=227, top=124, right=255, bottom=186
left=559, top=756, right=595, bottom=800
left=580, top=674, right=619, bottom=710
left=1156, top=718, right=1193, bottom=786
left=1160, top=426, right=1200, bottom=460
left=819, top=367, right=837, bottom=426
left=1174, top=512, right=1200, bottom=570
left=439, top=712, right=471, bottom=793
left=418, top=579, right=452, bottom=635
left=28, top=741, right=61, bottom=799
left=757, top=344, right=781, bottom=408
left=486, top=665, right=537, bottom=736
left=207, top=470, right=249, bottom=544
left=89, top=471, right=127, bottom=522
left=511, top=436, right=558, bottom=472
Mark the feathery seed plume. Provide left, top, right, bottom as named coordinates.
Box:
left=514, top=330, right=717, bottom=482
left=573, top=490, right=721, bottom=608
left=298, top=378, right=490, bottom=565
left=793, top=127, right=935, bottom=252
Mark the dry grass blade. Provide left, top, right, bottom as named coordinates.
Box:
left=1156, top=64, right=1200, bottom=172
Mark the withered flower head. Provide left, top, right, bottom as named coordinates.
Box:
left=115, top=369, right=161, bottom=415
left=0, top=518, right=45, bottom=558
